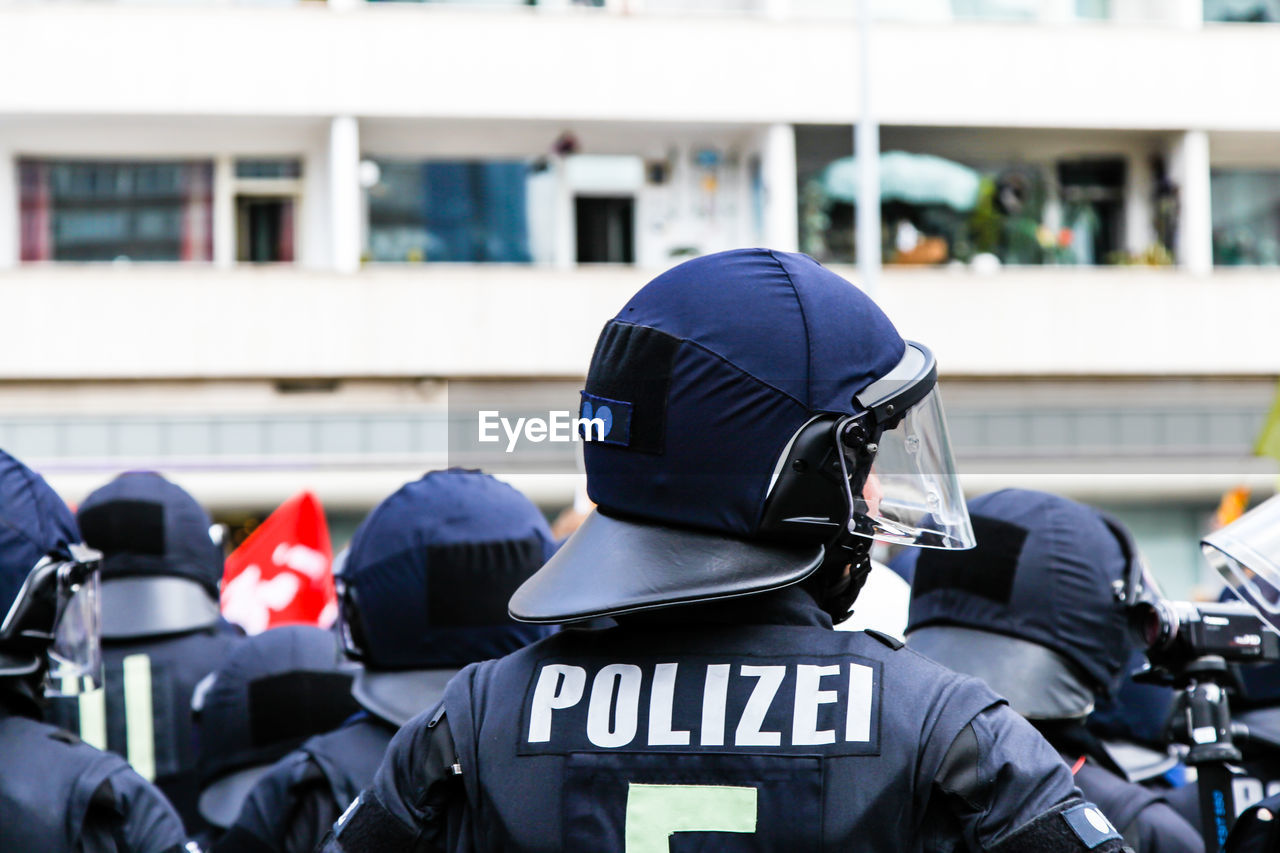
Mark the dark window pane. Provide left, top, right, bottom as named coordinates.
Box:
left=235, top=158, right=302, bottom=180
left=1212, top=169, right=1280, bottom=266
left=367, top=159, right=532, bottom=263
left=19, top=159, right=214, bottom=262
left=1205, top=0, right=1280, bottom=22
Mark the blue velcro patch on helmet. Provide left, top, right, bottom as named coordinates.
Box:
left=579, top=392, right=632, bottom=447
left=1063, top=804, right=1122, bottom=848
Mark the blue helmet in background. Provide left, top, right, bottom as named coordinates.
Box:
left=77, top=471, right=224, bottom=639
left=0, top=450, right=79, bottom=619
left=0, top=449, right=101, bottom=694
left=907, top=489, right=1142, bottom=719
left=338, top=468, right=555, bottom=724
left=193, top=625, right=358, bottom=828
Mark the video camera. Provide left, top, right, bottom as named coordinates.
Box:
left=1133, top=599, right=1280, bottom=678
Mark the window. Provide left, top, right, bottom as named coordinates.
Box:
left=797, top=141, right=1146, bottom=268
left=236, top=197, right=295, bottom=263
left=19, top=160, right=213, bottom=262
left=575, top=197, right=634, bottom=264
left=235, top=158, right=302, bottom=180
left=366, top=159, right=533, bottom=263
left=950, top=0, right=1110, bottom=19
left=1212, top=169, right=1280, bottom=266
left=233, top=157, right=302, bottom=263
left=1205, top=0, right=1280, bottom=22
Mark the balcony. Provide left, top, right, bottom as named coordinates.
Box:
left=1, top=264, right=1277, bottom=380
left=0, top=2, right=1278, bottom=131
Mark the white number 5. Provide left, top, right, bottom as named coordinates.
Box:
left=625, top=783, right=758, bottom=853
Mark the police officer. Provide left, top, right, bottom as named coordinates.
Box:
left=193, top=625, right=361, bottom=843
left=1197, top=494, right=1280, bottom=852
left=48, top=470, right=244, bottom=835
left=904, top=489, right=1202, bottom=852
left=323, top=248, right=1133, bottom=852
left=212, top=469, right=555, bottom=853
left=0, top=449, right=189, bottom=851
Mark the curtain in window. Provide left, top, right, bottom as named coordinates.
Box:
left=180, top=163, right=214, bottom=262
left=19, top=161, right=53, bottom=262
left=279, top=200, right=296, bottom=263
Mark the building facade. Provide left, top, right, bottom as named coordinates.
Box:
left=2, top=0, right=1279, bottom=593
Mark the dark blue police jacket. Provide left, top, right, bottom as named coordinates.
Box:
left=215, top=715, right=395, bottom=853
left=1225, top=791, right=1280, bottom=853
left=0, top=703, right=188, bottom=852
left=49, top=624, right=243, bottom=835
left=1071, top=761, right=1203, bottom=852
left=1032, top=721, right=1201, bottom=852
left=356, top=588, right=1099, bottom=851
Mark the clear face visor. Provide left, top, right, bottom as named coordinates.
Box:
left=834, top=342, right=974, bottom=552
left=47, top=549, right=103, bottom=696
left=1203, top=494, right=1280, bottom=633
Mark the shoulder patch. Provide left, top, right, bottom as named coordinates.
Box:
left=1062, top=804, right=1122, bottom=849
left=865, top=629, right=904, bottom=650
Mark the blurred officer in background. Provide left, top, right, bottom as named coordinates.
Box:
left=49, top=471, right=244, bottom=835
left=1194, top=495, right=1280, bottom=852
left=1087, top=653, right=1182, bottom=787
left=213, top=469, right=555, bottom=853
left=193, top=624, right=360, bottom=845
left=905, top=488, right=1202, bottom=852
left=324, top=248, right=1132, bottom=852
left=0, top=449, right=188, bottom=852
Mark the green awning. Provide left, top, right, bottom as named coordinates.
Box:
left=817, top=151, right=982, bottom=211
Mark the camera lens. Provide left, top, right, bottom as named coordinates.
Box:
left=1142, top=606, right=1164, bottom=648
left=1130, top=601, right=1175, bottom=651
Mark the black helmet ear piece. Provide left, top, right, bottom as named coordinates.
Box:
left=1097, top=511, right=1155, bottom=609
left=760, top=415, right=881, bottom=623
left=337, top=580, right=369, bottom=663
left=758, top=416, right=851, bottom=543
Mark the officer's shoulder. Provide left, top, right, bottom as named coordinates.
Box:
left=304, top=722, right=360, bottom=751
left=300, top=717, right=390, bottom=760
left=268, top=740, right=324, bottom=779
left=7, top=714, right=128, bottom=767
left=478, top=626, right=585, bottom=668
left=450, top=626, right=608, bottom=698
left=861, top=628, right=905, bottom=650
left=868, top=634, right=1008, bottom=696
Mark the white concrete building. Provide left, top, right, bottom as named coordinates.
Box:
left=2, top=0, right=1280, bottom=592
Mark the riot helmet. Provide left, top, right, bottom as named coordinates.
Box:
left=77, top=471, right=223, bottom=639
left=192, top=625, right=359, bottom=828
left=0, top=449, right=103, bottom=697
left=906, top=489, right=1148, bottom=719
left=510, top=248, right=973, bottom=625
left=1203, top=493, right=1280, bottom=634
left=337, top=468, right=555, bottom=725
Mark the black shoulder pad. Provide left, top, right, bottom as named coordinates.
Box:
left=865, top=629, right=904, bottom=650
left=991, top=801, right=1131, bottom=853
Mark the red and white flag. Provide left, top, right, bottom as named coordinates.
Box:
left=221, top=491, right=337, bottom=634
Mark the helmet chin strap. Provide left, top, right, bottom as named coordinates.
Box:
left=814, top=529, right=875, bottom=624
